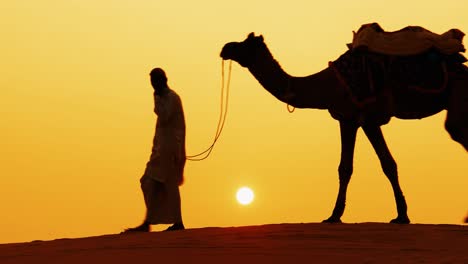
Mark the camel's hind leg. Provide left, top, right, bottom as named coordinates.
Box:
left=445, top=74, right=468, bottom=151
left=323, top=121, right=358, bottom=223
left=362, top=125, right=410, bottom=224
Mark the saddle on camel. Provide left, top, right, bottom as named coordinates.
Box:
left=329, top=22, right=467, bottom=125
left=351, top=22, right=465, bottom=56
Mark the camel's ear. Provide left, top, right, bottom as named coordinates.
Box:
left=259, top=35, right=264, bottom=41
left=248, top=32, right=255, bottom=39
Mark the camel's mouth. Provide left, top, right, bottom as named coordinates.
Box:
left=220, top=42, right=238, bottom=60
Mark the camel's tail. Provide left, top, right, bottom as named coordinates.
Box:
left=445, top=122, right=468, bottom=151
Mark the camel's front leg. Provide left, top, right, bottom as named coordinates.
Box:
left=362, top=125, right=410, bottom=224
left=323, top=121, right=358, bottom=223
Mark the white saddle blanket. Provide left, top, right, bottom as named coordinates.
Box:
left=351, top=23, right=465, bottom=56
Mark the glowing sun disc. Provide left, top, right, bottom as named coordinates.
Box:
left=236, top=187, right=254, bottom=205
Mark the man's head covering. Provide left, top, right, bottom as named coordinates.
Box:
left=150, top=68, right=167, bottom=83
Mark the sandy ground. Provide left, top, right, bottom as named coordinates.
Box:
left=0, top=223, right=467, bottom=263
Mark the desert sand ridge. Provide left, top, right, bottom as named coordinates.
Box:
left=0, top=223, right=467, bottom=263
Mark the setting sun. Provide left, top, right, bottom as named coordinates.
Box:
left=236, top=187, right=254, bottom=205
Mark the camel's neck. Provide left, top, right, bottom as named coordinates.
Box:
left=246, top=47, right=336, bottom=110
left=247, top=55, right=291, bottom=102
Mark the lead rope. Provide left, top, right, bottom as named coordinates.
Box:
left=286, top=78, right=295, bottom=113
left=186, top=60, right=232, bottom=161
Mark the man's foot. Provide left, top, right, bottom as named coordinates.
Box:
left=121, top=222, right=150, bottom=234
left=164, top=222, right=185, bottom=232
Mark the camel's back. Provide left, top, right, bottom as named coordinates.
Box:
left=382, top=53, right=467, bottom=120
left=329, top=48, right=468, bottom=123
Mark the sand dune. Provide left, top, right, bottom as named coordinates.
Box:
left=1, top=223, right=467, bottom=263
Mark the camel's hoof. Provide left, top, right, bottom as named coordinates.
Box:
left=322, top=217, right=342, bottom=224
left=390, top=216, right=410, bottom=224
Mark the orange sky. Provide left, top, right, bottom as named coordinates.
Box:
left=1, top=1, right=467, bottom=243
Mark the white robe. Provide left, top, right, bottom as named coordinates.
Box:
left=141, top=88, right=186, bottom=224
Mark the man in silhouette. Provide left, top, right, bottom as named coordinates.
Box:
left=123, top=68, right=186, bottom=233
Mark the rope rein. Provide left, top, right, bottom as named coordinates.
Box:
left=186, top=60, right=232, bottom=161
left=186, top=60, right=294, bottom=161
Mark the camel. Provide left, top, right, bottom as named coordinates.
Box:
left=220, top=32, right=468, bottom=224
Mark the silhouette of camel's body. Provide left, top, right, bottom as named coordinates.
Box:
left=220, top=33, right=468, bottom=224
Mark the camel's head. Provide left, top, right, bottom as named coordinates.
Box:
left=220, top=32, right=265, bottom=67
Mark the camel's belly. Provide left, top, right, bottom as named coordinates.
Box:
left=392, top=88, right=448, bottom=120
left=328, top=85, right=448, bottom=125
